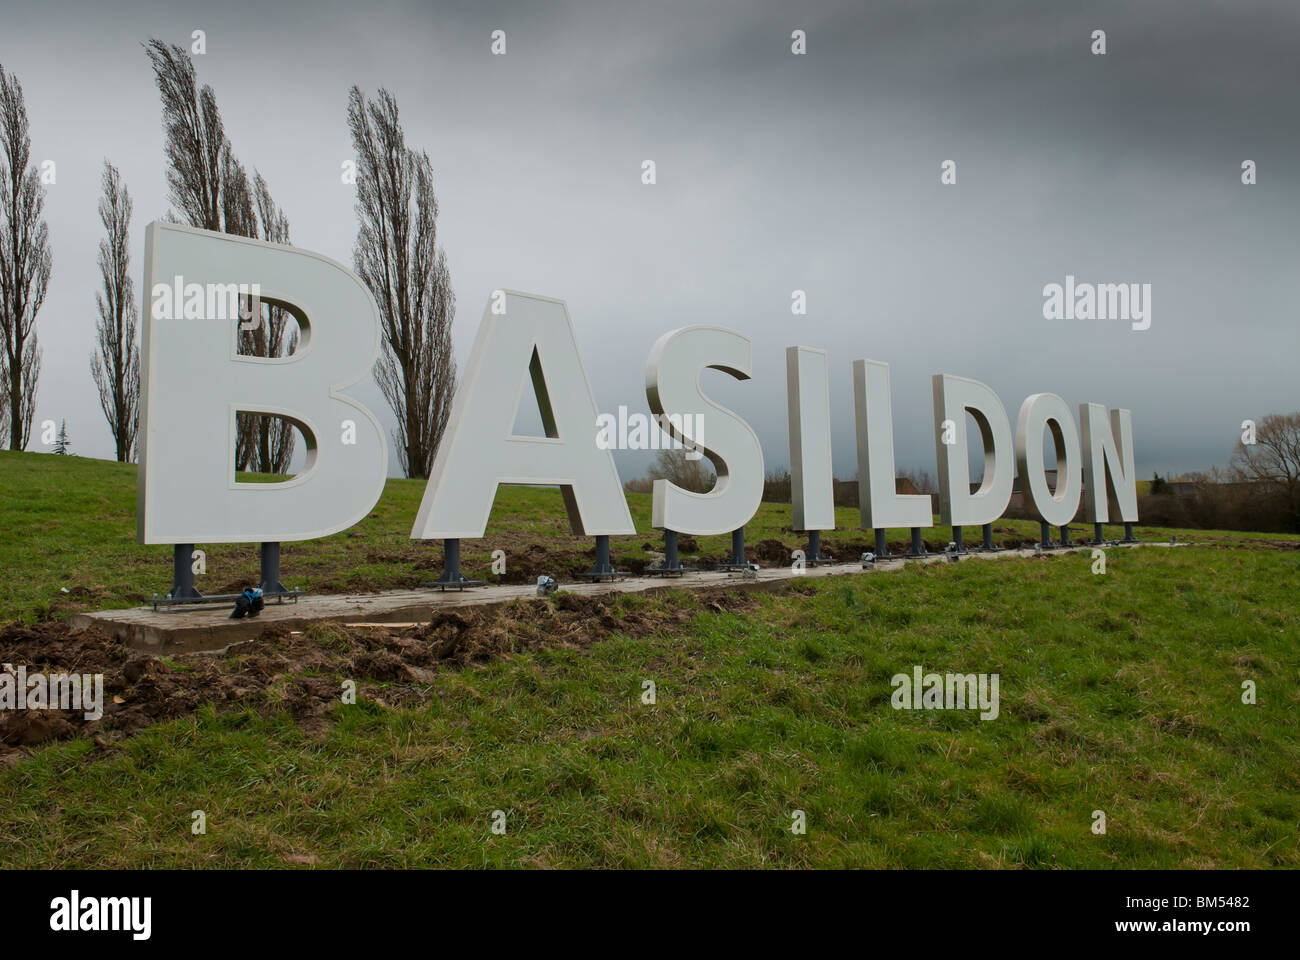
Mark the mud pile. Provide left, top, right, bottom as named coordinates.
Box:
left=0, top=588, right=756, bottom=764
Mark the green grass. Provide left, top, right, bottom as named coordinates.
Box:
left=3, top=449, right=1294, bottom=624
left=1, top=450, right=1297, bottom=867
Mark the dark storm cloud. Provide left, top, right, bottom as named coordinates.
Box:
left=1, top=0, right=1295, bottom=484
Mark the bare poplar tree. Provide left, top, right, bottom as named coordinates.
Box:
left=222, top=149, right=261, bottom=473
left=0, top=64, right=50, bottom=451
left=347, top=86, right=456, bottom=479
left=145, top=38, right=297, bottom=473
left=144, top=39, right=225, bottom=232
left=244, top=172, right=298, bottom=473
left=90, top=161, right=141, bottom=462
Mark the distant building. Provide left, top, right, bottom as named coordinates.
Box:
left=895, top=477, right=921, bottom=497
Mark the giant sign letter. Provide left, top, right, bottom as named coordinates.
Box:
left=931, top=374, right=1014, bottom=526
left=1015, top=393, right=1082, bottom=527
left=787, top=346, right=835, bottom=532
left=138, top=222, right=387, bottom=544
left=1079, top=403, right=1139, bottom=523
left=646, top=326, right=764, bottom=535
left=411, top=291, right=634, bottom=539
left=853, top=359, right=932, bottom=530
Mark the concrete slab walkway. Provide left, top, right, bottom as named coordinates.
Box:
left=71, top=541, right=1175, bottom=655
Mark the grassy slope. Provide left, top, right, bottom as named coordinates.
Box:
left=1, top=450, right=1297, bottom=868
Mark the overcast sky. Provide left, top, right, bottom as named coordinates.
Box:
left=1, top=0, right=1296, bottom=485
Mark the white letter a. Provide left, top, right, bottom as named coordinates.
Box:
left=411, top=291, right=634, bottom=539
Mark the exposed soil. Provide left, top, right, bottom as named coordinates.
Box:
left=753, top=539, right=791, bottom=563
left=993, top=525, right=1048, bottom=549
left=0, top=588, right=758, bottom=765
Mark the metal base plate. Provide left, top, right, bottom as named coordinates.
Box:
left=575, top=569, right=630, bottom=582
left=152, top=590, right=304, bottom=612
left=420, top=576, right=485, bottom=592
left=644, top=566, right=692, bottom=577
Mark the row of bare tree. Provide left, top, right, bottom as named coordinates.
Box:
left=0, top=42, right=457, bottom=481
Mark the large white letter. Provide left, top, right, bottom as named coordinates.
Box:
left=931, top=374, right=1014, bottom=526
left=853, top=359, right=932, bottom=529
left=411, top=291, right=634, bottom=539
left=138, top=222, right=387, bottom=544
left=787, top=346, right=834, bottom=531
left=646, top=326, right=764, bottom=535
left=1015, top=393, right=1082, bottom=527
left=1079, top=403, right=1138, bottom=523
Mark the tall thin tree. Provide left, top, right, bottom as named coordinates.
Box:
left=347, top=86, right=456, bottom=479
left=144, top=39, right=225, bottom=233
left=145, top=38, right=296, bottom=473
left=245, top=172, right=297, bottom=473
left=90, top=161, right=141, bottom=462
left=0, top=64, right=50, bottom=451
